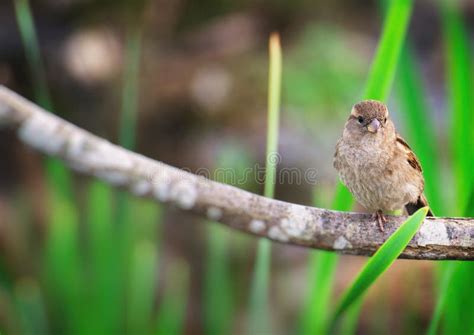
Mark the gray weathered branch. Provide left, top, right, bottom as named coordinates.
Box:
left=0, top=85, right=472, bottom=260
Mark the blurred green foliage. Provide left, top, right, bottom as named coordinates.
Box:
left=1, top=0, right=473, bottom=334
left=285, top=25, right=367, bottom=120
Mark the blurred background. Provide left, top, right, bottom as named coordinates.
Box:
left=0, top=0, right=473, bottom=334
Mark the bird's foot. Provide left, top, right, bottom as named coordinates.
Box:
left=374, top=210, right=387, bottom=232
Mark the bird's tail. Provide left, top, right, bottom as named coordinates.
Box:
left=405, top=193, right=434, bottom=216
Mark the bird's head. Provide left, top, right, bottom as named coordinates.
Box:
left=345, top=100, right=390, bottom=139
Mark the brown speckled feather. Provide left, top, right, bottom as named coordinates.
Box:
left=395, top=135, right=434, bottom=216
left=396, top=135, right=422, bottom=173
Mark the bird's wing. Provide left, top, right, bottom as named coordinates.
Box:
left=396, top=134, right=433, bottom=215
left=395, top=134, right=422, bottom=173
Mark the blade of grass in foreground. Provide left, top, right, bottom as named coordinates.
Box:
left=248, top=32, right=282, bottom=334
left=329, top=207, right=428, bottom=330
left=302, top=1, right=414, bottom=333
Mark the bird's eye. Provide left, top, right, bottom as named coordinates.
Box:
left=357, top=116, right=364, bottom=124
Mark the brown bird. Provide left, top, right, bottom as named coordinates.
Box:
left=333, top=100, right=433, bottom=231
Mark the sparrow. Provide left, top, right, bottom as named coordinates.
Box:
left=333, top=100, right=433, bottom=231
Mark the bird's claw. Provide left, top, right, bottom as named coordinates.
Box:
left=374, top=210, right=387, bottom=232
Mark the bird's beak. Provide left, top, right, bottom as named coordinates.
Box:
left=367, top=118, right=381, bottom=133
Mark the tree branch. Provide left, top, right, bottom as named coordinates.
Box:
left=0, top=85, right=472, bottom=260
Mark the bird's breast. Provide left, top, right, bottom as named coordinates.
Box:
left=335, top=139, right=413, bottom=211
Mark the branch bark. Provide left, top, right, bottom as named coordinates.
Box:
left=0, top=85, right=472, bottom=260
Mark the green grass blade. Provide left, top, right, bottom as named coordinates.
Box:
left=13, top=0, right=51, bottom=110
left=299, top=251, right=338, bottom=335
left=331, top=183, right=354, bottom=211
left=339, top=299, right=364, bottom=335
left=116, top=16, right=153, bottom=332
left=155, top=260, right=190, bottom=335
left=263, top=33, right=282, bottom=201
left=426, top=262, right=455, bottom=335
left=119, top=24, right=142, bottom=151
left=126, top=198, right=161, bottom=334
left=85, top=181, right=125, bottom=334
left=248, top=32, right=282, bottom=334
left=441, top=262, right=474, bottom=335
left=45, top=159, right=74, bottom=201
left=127, top=241, right=159, bottom=334
left=115, top=20, right=144, bottom=228
left=330, top=207, right=428, bottom=328
left=42, top=196, right=82, bottom=334
left=440, top=0, right=474, bottom=212
left=248, top=239, right=272, bottom=333
left=299, top=187, right=338, bottom=335
left=204, top=223, right=234, bottom=335
left=465, top=187, right=474, bottom=216
left=363, top=0, right=413, bottom=100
